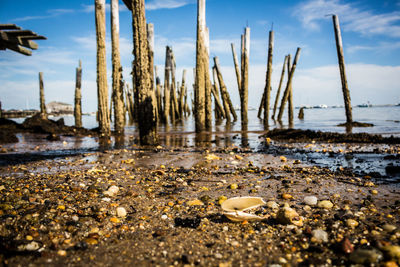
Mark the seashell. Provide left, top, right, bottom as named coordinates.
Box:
left=221, top=196, right=265, bottom=212
left=224, top=211, right=264, bottom=222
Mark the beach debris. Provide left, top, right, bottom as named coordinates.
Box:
left=116, top=207, right=127, bottom=217
left=205, top=153, right=221, bottom=161
left=221, top=196, right=265, bottom=222
left=311, top=229, right=328, bottom=243
left=276, top=204, right=303, bottom=226
left=187, top=199, right=204, bottom=206
left=349, top=248, right=383, bottom=265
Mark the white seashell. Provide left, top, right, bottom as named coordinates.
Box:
left=224, top=211, right=264, bottom=222
left=221, top=196, right=266, bottom=212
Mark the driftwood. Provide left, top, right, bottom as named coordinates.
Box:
left=95, top=0, right=110, bottom=135
left=0, top=24, right=46, bottom=56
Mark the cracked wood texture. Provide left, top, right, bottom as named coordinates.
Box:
left=131, top=0, right=158, bottom=145
left=95, top=0, right=110, bottom=135
left=74, top=60, right=82, bottom=128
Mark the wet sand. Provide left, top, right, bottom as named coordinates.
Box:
left=1, top=135, right=400, bottom=266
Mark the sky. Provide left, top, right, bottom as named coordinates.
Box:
left=0, top=0, right=399, bottom=112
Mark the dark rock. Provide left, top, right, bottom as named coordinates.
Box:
left=174, top=216, right=201, bottom=229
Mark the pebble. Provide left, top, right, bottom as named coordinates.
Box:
left=116, top=207, right=127, bottom=217
left=346, top=219, right=359, bottom=228
left=276, top=206, right=303, bottom=226
left=381, top=245, right=400, bottom=262
left=311, top=229, right=328, bottom=243
left=383, top=224, right=397, bottom=232
left=215, top=253, right=223, bottom=259
left=20, top=241, right=40, bottom=251
left=317, top=200, right=333, bottom=209
left=349, top=248, right=383, bottom=265
left=187, top=199, right=204, bottom=206
left=57, top=250, right=67, bottom=256
left=161, top=214, right=168, bottom=220
left=282, top=193, right=293, bottom=200
left=229, top=183, right=238, bottom=190
left=266, top=201, right=279, bottom=209
left=72, top=215, right=79, bottom=222
left=304, top=196, right=318, bottom=206
left=104, top=185, right=119, bottom=197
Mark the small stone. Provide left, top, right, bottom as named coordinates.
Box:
left=110, top=217, right=120, bottom=223
left=26, top=235, right=33, bottom=241
left=338, top=237, right=354, bottom=254
left=266, top=201, right=279, bottom=209
left=383, top=261, right=399, bottom=267
left=370, top=189, right=378, bottom=195
left=383, top=224, right=397, bottom=232
left=231, top=241, right=239, bottom=247
left=381, top=245, right=400, bottom=262
left=85, top=238, right=98, bottom=245
left=304, top=196, right=318, bottom=206
left=280, top=156, right=287, bottom=162
left=218, top=196, right=227, bottom=205
left=21, top=241, right=40, bottom=251
left=104, top=185, right=119, bottom=197
left=215, top=253, right=223, bottom=259
left=116, top=207, right=127, bottom=217
left=346, top=219, right=359, bottom=228
left=187, top=199, right=204, bottom=206
left=318, top=200, right=333, bottom=209
left=311, top=229, right=328, bottom=243
left=276, top=206, right=303, bottom=226
left=350, top=248, right=383, bottom=265
left=72, top=215, right=79, bottom=222
left=229, top=183, right=238, bottom=190
left=57, top=250, right=67, bottom=256
left=223, top=226, right=229, bottom=232
left=282, top=193, right=293, bottom=200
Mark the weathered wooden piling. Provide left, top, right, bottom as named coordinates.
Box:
left=272, top=55, right=288, bottom=120
left=95, top=0, right=110, bottom=135
left=240, top=27, right=250, bottom=126
left=163, top=46, right=171, bottom=124
left=213, top=57, right=237, bottom=121
left=287, top=55, right=294, bottom=125
left=332, top=14, right=352, bottom=124
left=194, top=0, right=206, bottom=132
left=38, top=72, right=46, bottom=119
left=178, top=69, right=186, bottom=118
left=257, top=91, right=265, bottom=119
left=263, top=30, right=274, bottom=127
left=111, top=0, right=125, bottom=134
left=211, top=66, right=225, bottom=119
left=204, top=27, right=212, bottom=130
left=74, top=60, right=82, bottom=128
left=277, top=48, right=301, bottom=121
left=298, top=107, right=304, bottom=119
left=231, top=43, right=241, bottom=94
left=169, top=49, right=178, bottom=123
left=131, top=0, right=158, bottom=144
left=125, top=84, right=134, bottom=123
left=154, top=66, right=162, bottom=118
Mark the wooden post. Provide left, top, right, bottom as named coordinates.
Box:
left=211, top=66, right=225, bottom=119
left=179, top=69, right=187, bottom=118
left=74, top=60, right=82, bottom=127
left=257, top=91, right=265, bottom=119
left=277, top=48, right=301, bottom=121
left=38, top=72, right=46, bottom=119
left=263, top=30, right=274, bottom=127
left=131, top=0, right=158, bottom=144
left=163, top=46, right=171, bottom=124
left=231, top=43, right=241, bottom=95
left=169, top=49, right=178, bottom=123
left=240, top=27, right=250, bottom=126
left=213, top=57, right=237, bottom=121
left=272, top=55, right=288, bottom=120
left=111, top=0, right=125, bottom=134
left=95, top=0, right=110, bottom=135
left=204, top=27, right=212, bottom=130
left=154, top=66, right=162, bottom=119
left=125, top=84, right=134, bottom=123
left=147, top=23, right=157, bottom=122
left=332, top=14, right=352, bottom=124
left=287, top=54, right=294, bottom=125
left=194, top=0, right=206, bottom=132
left=0, top=101, right=2, bottom=118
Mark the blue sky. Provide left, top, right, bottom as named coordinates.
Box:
left=0, top=0, right=399, bottom=112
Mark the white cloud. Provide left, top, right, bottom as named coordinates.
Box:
left=293, top=0, right=400, bottom=38
left=146, top=0, right=195, bottom=10
left=347, top=41, right=400, bottom=54
left=12, top=8, right=75, bottom=22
